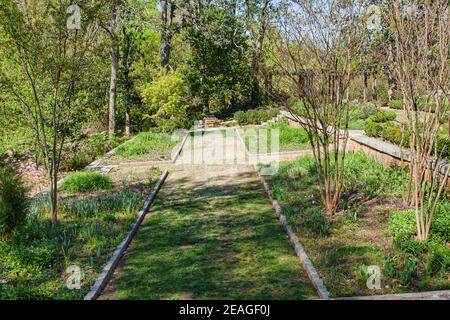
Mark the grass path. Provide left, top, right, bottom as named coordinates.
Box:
left=100, top=131, right=317, bottom=300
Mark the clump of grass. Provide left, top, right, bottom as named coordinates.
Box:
left=115, top=132, right=177, bottom=158
left=61, top=171, right=113, bottom=193
left=241, top=120, right=310, bottom=153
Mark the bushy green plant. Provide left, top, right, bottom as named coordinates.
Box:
left=234, top=111, right=247, bottom=125
left=358, top=103, right=380, bottom=120
left=140, top=70, right=188, bottom=132
left=381, top=123, right=410, bottom=146
left=436, top=135, right=450, bottom=159
left=0, top=165, right=29, bottom=237
left=387, top=100, right=403, bottom=109
left=60, top=171, right=113, bottom=193
left=399, top=257, right=419, bottom=286
left=364, top=120, right=385, bottom=137
left=304, top=207, right=330, bottom=236
left=245, top=109, right=259, bottom=125
left=368, top=111, right=397, bottom=123
left=426, top=242, right=450, bottom=275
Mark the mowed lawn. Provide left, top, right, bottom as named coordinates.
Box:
left=104, top=165, right=317, bottom=300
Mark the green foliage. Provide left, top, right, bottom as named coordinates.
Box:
left=368, top=111, right=397, bottom=123
left=184, top=7, right=251, bottom=114
left=140, top=70, right=188, bottom=132
left=115, top=131, right=177, bottom=158
left=399, top=257, right=420, bottom=286
left=233, top=108, right=280, bottom=126
left=60, top=172, right=113, bottom=193
left=0, top=165, right=29, bottom=236
left=436, top=135, right=450, bottom=160
left=364, top=120, right=385, bottom=138
left=356, top=103, right=380, bottom=120
left=234, top=111, right=247, bottom=125
left=381, top=123, right=409, bottom=146
left=342, top=151, right=403, bottom=199
left=390, top=204, right=449, bottom=251
left=304, top=207, right=330, bottom=236
left=387, top=100, right=403, bottom=109
left=426, top=242, right=450, bottom=276
left=365, top=120, right=411, bottom=147
left=61, top=133, right=125, bottom=171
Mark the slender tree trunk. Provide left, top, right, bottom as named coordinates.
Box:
left=246, top=0, right=270, bottom=108
left=363, top=71, right=369, bottom=103
left=160, top=0, right=176, bottom=70
left=122, top=28, right=132, bottom=136
left=372, top=72, right=378, bottom=101
left=387, top=42, right=397, bottom=102
left=109, top=1, right=119, bottom=138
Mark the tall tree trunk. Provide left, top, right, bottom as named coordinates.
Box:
left=387, top=42, right=397, bottom=102
left=109, top=1, right=119, bottom=138
left=363, top=71, right=369, bottom=103
left=122, top=28, right=132, bottom=136
left=245, top=0, right=270, bottom=108
left=372, top=72, right=378, bottom=102
left=160, top=0, right=176, bottom=70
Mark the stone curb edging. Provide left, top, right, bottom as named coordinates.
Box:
left=172, top=132, right=190, bottom=164
left=336, top=290, right=450, bottom=300
left=257, top=171, right=330, bottom=300
left=34, top=136, right=137, bottom=198
left=84, top=169, right=169, bottom=300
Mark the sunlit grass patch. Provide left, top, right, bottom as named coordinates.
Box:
left=114, top=131, right=179, bottom=160
left=239, top=121, right=310, bottom=153
left=61, top=171, right=113, bottom=193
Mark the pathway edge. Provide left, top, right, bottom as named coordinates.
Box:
left=84, top=169, right=169, bottom=300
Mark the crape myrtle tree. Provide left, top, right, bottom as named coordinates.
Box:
left=0, top=0, right=101, bottom=229
left=386, top=0, right=449, bottom=241
left=271, top=0, right=365, bottom=214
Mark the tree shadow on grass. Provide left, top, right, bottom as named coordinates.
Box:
left=108, top=170, right=318, bottom=300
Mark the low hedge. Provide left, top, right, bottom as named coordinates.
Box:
left=387, top=98, right=450, bottom=114
left=234, top=108, right=280, bottom=126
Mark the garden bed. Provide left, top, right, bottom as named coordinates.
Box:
left=0, top=165, right=162, bottom=300
left=262, top=152, right=449, bottom=298
left=101, top=131, right=180, bottom=165
left=238, top=121, right=311, bottom=154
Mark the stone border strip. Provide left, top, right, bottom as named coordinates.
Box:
left=349, top=131, right=449, bottom=176
left=84, top=169, right=169, bottom=300
left=257, top=170, right=330, bottom=300
left=337, top=290, right=450, bottom=300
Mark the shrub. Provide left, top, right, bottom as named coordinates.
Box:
left=381, top=123, right=410, bottom=146
left=358, top=103, right=380, bottom=120
left=426, top=243, right=450, bottom=275
left=0, top=165, right=29, bottom=237
left=368, top=111, right=397, bottom=123
left=140, top=70, right=188, bottom=131
left=245, top=109, right=259, bottom=125
left=365, top=120, right=385, bottom=138
left=436, top=135, right=450, bottom=160
left=389, top=210, right=417, bottom=244
left=60, top=171, right=113, bottom=193
left=388, top=100, right=403, bottom=109
left=399, top=257, right=420, bottom=286
left=234, top=111, right=247, bottom=125
left=390, top=205, right=449, bottom=250
left=304, top=207, right=330, bottom=236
